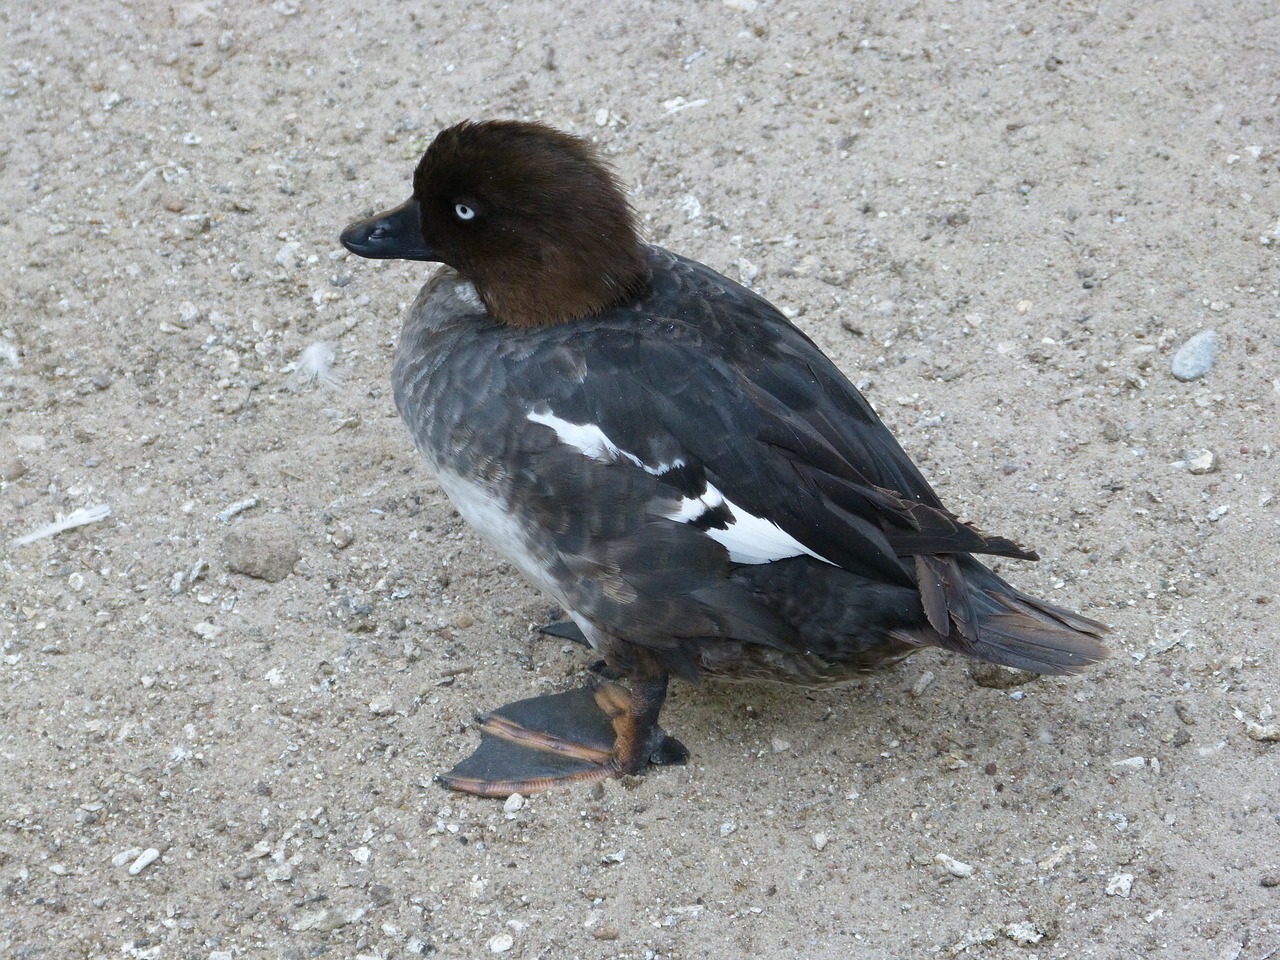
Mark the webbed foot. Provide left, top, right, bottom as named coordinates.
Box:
left=439, top=677, right=687, bottom=797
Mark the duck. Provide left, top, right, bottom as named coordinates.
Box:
left=340, top=119, right=1109, bottom=798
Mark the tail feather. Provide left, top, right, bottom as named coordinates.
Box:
left=907, top=557, right=1110, bottom=676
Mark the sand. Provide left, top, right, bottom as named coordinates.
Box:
left=2, top=2, right=1277, bottom=957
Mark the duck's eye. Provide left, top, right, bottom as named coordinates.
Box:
left=454, top=203, right=476, bottom=221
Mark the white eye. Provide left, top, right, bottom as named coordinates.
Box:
left=454, top=203, right=476, bottom=221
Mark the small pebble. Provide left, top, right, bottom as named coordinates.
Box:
left=935, top=853, right=974, bottom=878
left=1112, top=755, right=1160, bottom=774
left=1185, top=449, right=1217, bottom=474
left=1234, top=708, right=1280, bottom=742
left=1106, top=873, right=1134, bottom=898
left=1003, top=921, right=1045, bottom=946
left=275, top=240, right=302, bottom=268
left=503, top=793, right=525, bottom=814
left=128, top=848, right=161, bottom=875
left=215, top=497, right=259, bottom=523
left=770, top=737, right=791, bottom=753
left=1171, top=329, right=1219, bottom=381
left=291, top=909, right=346, bottom=932
left=488, top=933, right=514, bottom=953
left=192, top=621, right=222, bottom=640
left=910, top=670, right=935, bottom=697
left=592, top=924, right=621, bottom=941
left=112, top=847, right=143, bottom=868
left=812, top=832, right=829, bottom=851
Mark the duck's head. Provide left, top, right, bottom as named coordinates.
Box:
left=341, top=119, right=651, bottom=327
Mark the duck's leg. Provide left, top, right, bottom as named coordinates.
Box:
left=438, top=675, right=688, bottom=797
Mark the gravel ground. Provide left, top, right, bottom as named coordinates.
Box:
left=2, top=2, right=1277, bottom=958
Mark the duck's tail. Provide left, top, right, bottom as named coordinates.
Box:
left=904, top=554, right=1110, bottom=675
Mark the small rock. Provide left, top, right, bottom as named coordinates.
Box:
left=291, top=909, right=346, bottom=932
left=503, top=793, right=525, bottom=814
left=1234, top=708, right=1280, bottom=742
left=223, top=518, right=301, bottom=582
left=592, top=923, right=620, bottom=941
left=1185, top=448, right=1217, bottom=474
left=112, top=847, right=143, bottom=868
left=128, top=848, right=161, bottom=876
left=935, top=853, right=975, bottom=878
left=1, top=459, right=28, bottom=481
left=911, top=670, right=935, bottom=697
left=812, top=832, right=829, bottom=851
left=1171, top=330, right=1219, bottom=381
left=368, top=700, right=394, bottom=716
left=770, top=737, right=791, bottom=753
left=487, top=933, right=514, bottom=953
left=1110, top=756, right=1151, bottom=771
left=178, top=300, right=202, bottom=325
left=192, top=621, right=223, bottom=640
left=1003, top=921, right=1045, bottom=946
left=1106, top=873, right=1134, bottom=898
left=216, top=497, right=259, bottom=523
left=275, top=240, right=302, bottom=268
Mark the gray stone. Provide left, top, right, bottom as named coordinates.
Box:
left=1171, top=330, right=1219, bottom=381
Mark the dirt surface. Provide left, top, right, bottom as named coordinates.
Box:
left=2, top=2, right=1278, bottom=958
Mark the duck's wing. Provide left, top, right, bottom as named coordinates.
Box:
left=516, top=250, right=1036, bottom=595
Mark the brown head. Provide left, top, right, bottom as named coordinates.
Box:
left=340, top=120, right=651, bottom=326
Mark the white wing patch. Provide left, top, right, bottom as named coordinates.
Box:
left=526, top=408, right=684, bottom=476
left=664, top=483, right=834, bottom=566
left=527, top=407, right=832, bottom=567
